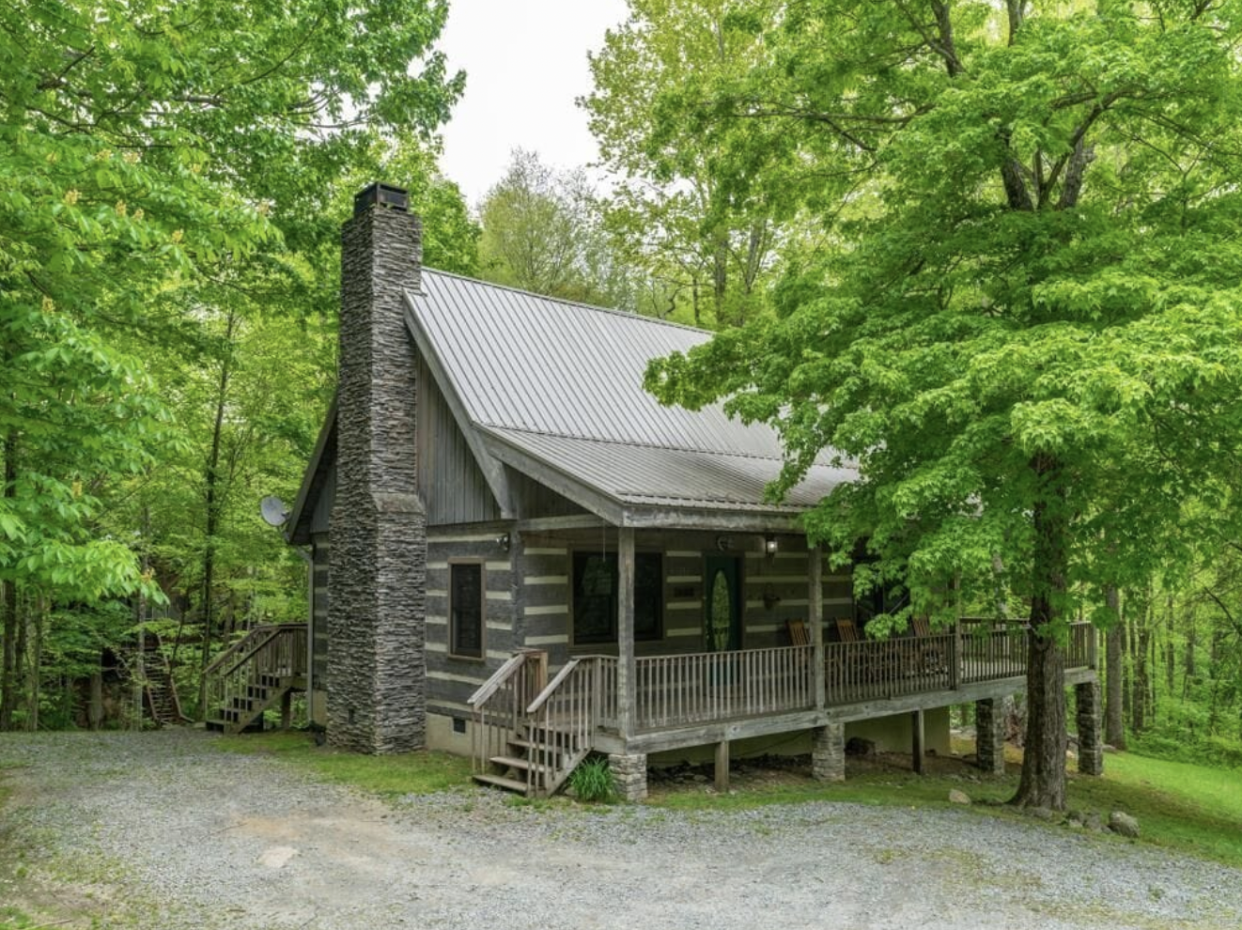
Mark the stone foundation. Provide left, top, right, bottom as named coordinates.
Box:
left=811, top=722, right=845, bottom=782
left=609, top=752, right=648, bottom=802
left=1075, top=680, right=1104, bottom=776
left=975, top=697, right=1007, bottom=775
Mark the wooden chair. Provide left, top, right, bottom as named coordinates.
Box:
left=835, top=618, right=860, bottom=643
left=786, top=619, right=811, bottom=646
left=911, top=615, right=947, bottom=674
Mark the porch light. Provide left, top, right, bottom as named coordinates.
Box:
left=496, top=533, right=511, bottom=552
left=765, top=535, right=779, bottom=554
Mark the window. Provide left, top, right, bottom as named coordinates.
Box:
left=449, top=562, right=484, bottom=659
left=572, top=551, right=662, bottom=645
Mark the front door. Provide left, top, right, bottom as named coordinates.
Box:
left=704, top=555, right=742, bottom=652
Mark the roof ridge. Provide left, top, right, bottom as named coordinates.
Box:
left=416, top=267, right=710, bottom=336
left=481, top=423, right=793, bottom=465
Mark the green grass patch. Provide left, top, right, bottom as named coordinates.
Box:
left=213, top=730, right=472, bottom=799
left=0, top=906, right=37, bottom=930
left=1070, top=751, right=1242, bottom=867
left=650, top=751, right=1242, bottom=870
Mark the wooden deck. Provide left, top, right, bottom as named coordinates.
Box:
left=471, top=622, right=1098, bottom=774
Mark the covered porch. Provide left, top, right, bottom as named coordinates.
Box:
left=470, top=524, right=1100, bottom=798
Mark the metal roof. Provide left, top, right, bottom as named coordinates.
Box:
left=407, top=270, right=854, bottom=516
left=483, top=428, right=854, bottom=513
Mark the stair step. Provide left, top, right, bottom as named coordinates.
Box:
left=489, top=754, right=555, bottom=774
left=473, top=773, right=530, bottom=794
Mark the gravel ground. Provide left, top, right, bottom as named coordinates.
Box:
left=2, top=730, right=1241, bottom=930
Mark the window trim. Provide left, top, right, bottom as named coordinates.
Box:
left=448, top=557, right=486, bottom=662
left=567, top=547, right=664, bottom=648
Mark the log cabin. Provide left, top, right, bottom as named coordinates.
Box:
left=211, top=183, right=1103, bottom=800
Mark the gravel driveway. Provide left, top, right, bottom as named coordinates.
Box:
left=2, top=730, right=1240, bottom=930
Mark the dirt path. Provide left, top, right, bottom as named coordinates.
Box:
left=2, top=731, right=1240, bottom=929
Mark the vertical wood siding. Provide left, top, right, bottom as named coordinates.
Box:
left=415, top=355, right=501, bottom=526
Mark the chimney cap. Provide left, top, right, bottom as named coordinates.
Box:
left=354, top=182, right=409, bottom=216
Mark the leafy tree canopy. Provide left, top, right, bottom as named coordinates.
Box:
left=0, top=0, right=461, bottom=601
left=645, top=0, right=1242, bottom=807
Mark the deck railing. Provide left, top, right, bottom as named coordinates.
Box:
left=472, top=622, right=1097, bottom=749
left=960, top=620, right=1027, bottom=684
left=633, top=645, right=815, bottom=731
left=824, top=633, right=955, bottom=704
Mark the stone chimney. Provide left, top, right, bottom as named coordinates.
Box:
left=327, top=183, right=427, bottom=753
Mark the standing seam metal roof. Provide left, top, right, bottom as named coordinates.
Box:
left=408, top=270, right=853, bottom=512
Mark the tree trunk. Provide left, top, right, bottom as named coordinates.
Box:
left=0, top=430, right=16, bottom=730
left=711, top=232, right=728, bottom=325
left=1011, top=455, right=1068, bottom=811
left=1183, top=606, right=1196, bottom=694
left=1104, top=586, right=1126, bottom=749
left=27, top=595, right=43, bottom=732
left=1133, top=621, right=1150, bottom=734
left=198, top=312, right=237, bottom=706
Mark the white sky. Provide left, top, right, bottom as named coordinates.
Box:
left=436, top=0, right=630, bottom=208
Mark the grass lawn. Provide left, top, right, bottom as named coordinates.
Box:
left=213, top=730, right=1241, bottom=871
left=213, top=730, right=473, bottom=799
left=650, top=747, right=1242, bottom=870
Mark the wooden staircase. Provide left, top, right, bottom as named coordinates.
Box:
left=474, top=720, right=589, bottom=796
left=203, top=624, right=307, bottom=734
left=126, top=632, right=190, bottom=726
left=468, top=652, right=611, bottom=798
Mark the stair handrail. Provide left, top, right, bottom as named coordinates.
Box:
left=524, top=657, right=582, bottom=715
left=211, top=625, right=303, bottom=681
left=203, top=624, right=306, bottom=729
left=522, top=656, right=611, bottom=796
left=203, top=623, right=303, bottom=679
left=468, top=650, right=548, bottom=778
left=468, top=652, right=530, bottom=706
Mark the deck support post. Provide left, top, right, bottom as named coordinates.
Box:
left=280, top=690, right=293, bottom=731
left=714, top=740, right=730, bottom=792
left=609, top=752, right=648, bottom=802
left=1075, top=680, right=1104, bottom=776
left=811, top=721, right=845, bottom=782
left=616, top=527, right=636, bottom=739
left=975, top=697, right=1007, bottom=775
left=911, top=709, right=925, bottom=774
left=809, top=546, right=825, bottom=711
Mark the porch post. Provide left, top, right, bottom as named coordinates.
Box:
left=616, top=526, right=636, bottom=739
left=809, top=545, right=825, bottom=711
left=612, top=527, right=647, bottom=802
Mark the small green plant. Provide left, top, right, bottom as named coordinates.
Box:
left=568, top=756, right=616, bottom=803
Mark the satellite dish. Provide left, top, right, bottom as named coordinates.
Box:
left=260, top=496, right=290, bottom=527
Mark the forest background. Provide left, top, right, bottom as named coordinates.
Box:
left=2, top=0, right=1240, bottom=793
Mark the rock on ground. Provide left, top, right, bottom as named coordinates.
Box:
left=1, top=731, right=1240, bottom=930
